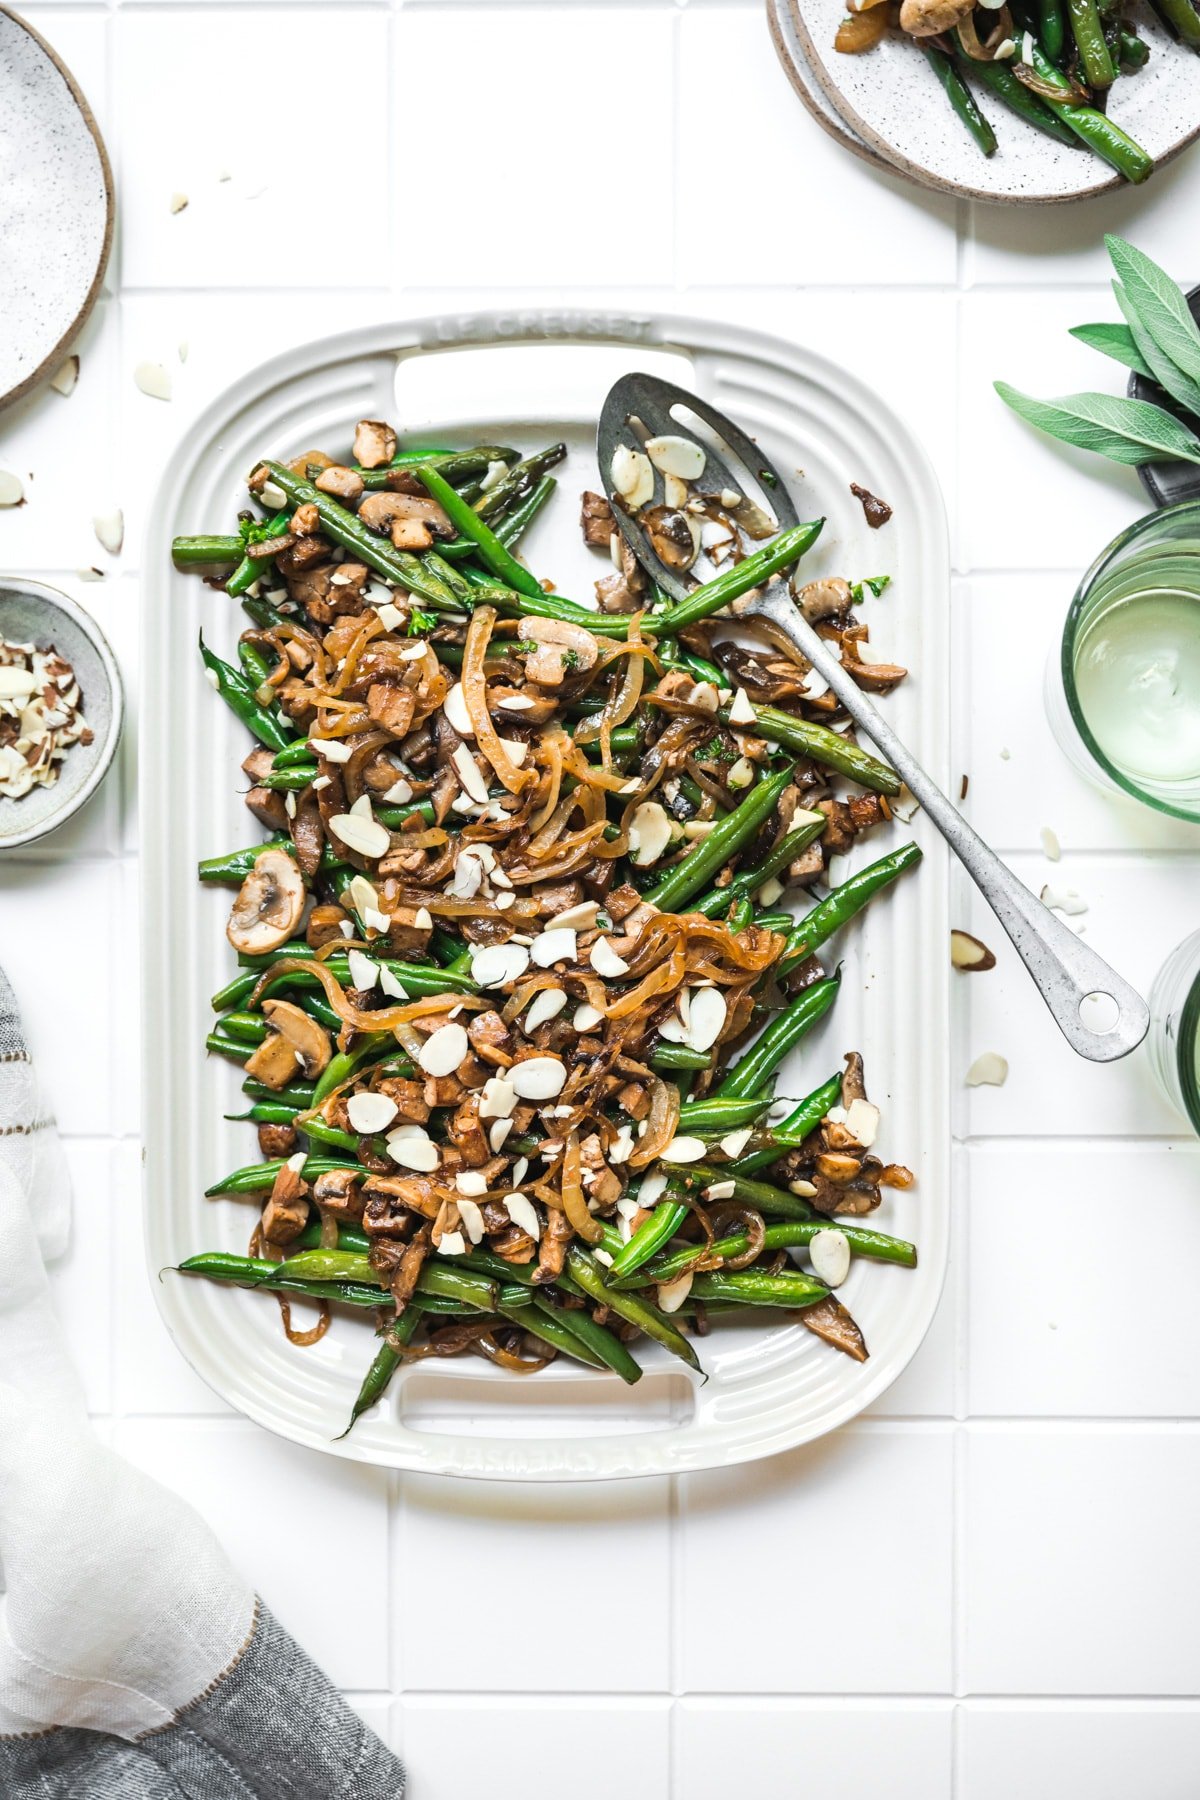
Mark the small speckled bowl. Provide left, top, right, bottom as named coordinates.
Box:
left=0, top=579, right=122, bottom=848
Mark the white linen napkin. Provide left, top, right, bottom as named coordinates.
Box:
left=0, top=970, right=405, bottom=1796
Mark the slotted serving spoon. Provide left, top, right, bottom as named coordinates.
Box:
left=598, top=371, right=1149, bottom=1063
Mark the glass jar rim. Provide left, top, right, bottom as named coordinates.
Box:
left=1061, top=498, right=1200, bottom=823
left=1178, top=960, right=1200, bottom=1135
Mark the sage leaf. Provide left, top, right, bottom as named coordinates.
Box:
left=1113, top=281, right=1200, bottom=420
left=1105, top=234, right=1200, bottom=388
left=994, top=381, right=1200, bottom=465
left=1068, top=322, right=1153, bottom=379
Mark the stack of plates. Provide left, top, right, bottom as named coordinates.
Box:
left=767, top=0, right=1200, bottom=203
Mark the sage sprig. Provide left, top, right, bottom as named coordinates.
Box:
left=996, top=234, right=1200, bottom=469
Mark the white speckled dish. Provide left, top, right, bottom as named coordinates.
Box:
left=0, top=7, right=113, bottom=411
left=776, top=0, right=1200, bottom=202
left=767, top=0, right=896, bottom=177
left=0, top=580, right=123, bottom=849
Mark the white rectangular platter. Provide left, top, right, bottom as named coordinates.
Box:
left=141, top=308, right=950, bottom=1480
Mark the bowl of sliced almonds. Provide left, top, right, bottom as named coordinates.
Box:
left=0, top=578, right=122, bottom=848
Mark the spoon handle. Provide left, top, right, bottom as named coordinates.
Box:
left=747, top=590, right=1149, bottom=1063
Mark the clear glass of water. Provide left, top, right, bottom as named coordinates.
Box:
left=1148, top=929, right=1200, bottom=1135
left=1045, top=500, right=1200, bottom=821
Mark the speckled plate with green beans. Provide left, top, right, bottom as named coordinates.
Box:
left=777, top=0, right=1200, bottom=202
left=141, top=310, right=951, bottom=1480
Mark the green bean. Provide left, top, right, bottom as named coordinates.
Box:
left=413, top=462, right=544, bottom=598
left=172, top=534, right=242, bottom=566
left=641, top=765, right=795, bottom=913
left=455, top=1248, right=585, bottom=1302
left=754, top=909, right=795, bottom=932
left=227, top=508, right=292, bottom=599
left=716, top=973, right=841, bottom=1101
left=235, top=1101, right=299, bottom=1126
left=731, top=1073, right=842, bottom=1175
left=260, top=462, right=459, bottom=607
left=650, top=1044, right=712, bottom=1073
left=338, top=1314, right=420, bottom=1439
left=692, top=815, right=826, bottom=919
left=495, top=474, right=556, bottom=550
left=212, top=970, right=258, bottom=1012
left=1149, top=0, right=1200, bottom=43
left=681, top=1163, right=817, bottom=1221
left=607, top=1198, right=690, bottom=1281
left=657, top=639, right=725, bottom=688
left=198, top=839, right=344, bottom=885
left=260, top=763, right=317, bottom=792
left=312, top=1034, right=393, bottom=1106
left=531, top=1297, right=643, bottom=1383
left=296, top=1116, right=361, bottom=1155
left=959, top=49, right=1076, bottom=144
left=1024, top=40, right=1151, bottom=180
left=779, top=843, right=922, bottom=974
left=922, top=46, right=997, bottom=155
left=1116, top=25, right=1149, bottom=67
left=237, top=640, right=274, bottom=695
left=356, top=447, right=518, bottom=491
left=650, top=519, right=825, bottom=638
left=295, top=1220, right=369, bottom=1254
left=199, top=637, right=293, bottom=752
left=474, top=444, right=567, bottom=523
left=566, top=1247, right=702, bottom=1373
left=738, top=704, right=900, bottom=795
left=245, top=951, right=476, bottom=1002
left=245, top=1075, right=316, bottom=1109
left=176, top=1255, right=388, bottom=1310
left=675, top=1095, right=773, bottom=1134
left=619, top=1219, right=917, bottom=1290
left=689, top=1269, right=828, bottom=1309
left=1039, top=0, right=1067, bottom=58
left=206, top=1031, right=251, bottom=1066
left=205, top=1155, right=357, bottom=1196
left=273, top=738, right=322, bottom=770
left=495, top=1299, right=607, bottom=1370
left=219, top=1010, right=269, bottom=1045
left=1065, top=0, right=1116, bottom=84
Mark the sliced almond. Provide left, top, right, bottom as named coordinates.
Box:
left=0, top=470, right=25, bottom=507
left=809, top=1228, right=851, bottom=1288
left=645, top=435, right=706, bottom=481
left=134, top=360, right=172, bottom=401
left=347, top=1091, right=399, bottom=1135
left=687, top=986, right=727, bottom=1053
left=328, top=810, right=390, bottom=859
left=950, top=929, right=997, bottom=972
left=93, top=508, right=124, bottom=556
left=510, top=1057, right=566, bottom=1101
left=966, top=1051, right=1008, bottom=1088
left=471, top=943, right=531, bottom=989
left=49, top=355, right=79, bottom=397
left=418, top=1022, right=469, bottom=1077
left=526, top=987, right=568, bottom=1031
left=629, top=800, right=672, bottom=867
left=590, top=937, right=629, bottom=978
left=530, top=927, right=577, bottom=968
left=610, top=444, right=655, bottom=509
left=657, top=1270, right=694, bottom=1313
left=661, top=1136, right=706, bottom=1164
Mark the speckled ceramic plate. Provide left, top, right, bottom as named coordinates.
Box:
left=781, top=0, right=1200, bottom=202
left=0, top=7, right=113, bottom=411
left=767, top=0, right=898, bottom=177
left=0, top=579, right=123, bottom=849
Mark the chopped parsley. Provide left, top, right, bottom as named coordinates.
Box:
left=408, top=607, right=438, bottom=635
left=849, top=574, right=891, bottom=604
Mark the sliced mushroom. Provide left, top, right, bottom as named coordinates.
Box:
left=800, top=1295, right=868, bottom=1361
left=899, top=0, right=974, bottom=37
left=358, top=490, right=452, bottom=539
left=243, top=1031, right=302, bottom=1089
left=795, top=577, right=853, bottom=623
left=642, top=504, right=700, bottom=574
left=840, top=1051, right=867, bottom=1107
left=522, top=616, right=600, bottom=688
left=261, top=998, right=332, bottom=1077
left=226, top=848, right=306, bottom=955
left=315, top=465, right=365, bottom=503
left=353, top=419, right=397, bottom=470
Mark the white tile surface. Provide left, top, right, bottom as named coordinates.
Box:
left=963, top=1427, right=1200, bottom=1695
left=678, top=1426, right=954, bottom=1693
left=115, top=1418, right=391, bottom=1690
left=1, top=2, right=1198, bottom=1788
left=968, top=1143, right=1200, bottom=1418
left=396, top=7, right=677, bottom=289
left=397, top=1696, right=670, bottom=1800
left=959, top=1704, right=1200, bottom=1800
left=394, top=1476, right=671, bottom=1692
left=678, top=8, right=958, bottom=288
left=674, top=1700, right=954, bottom=1800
